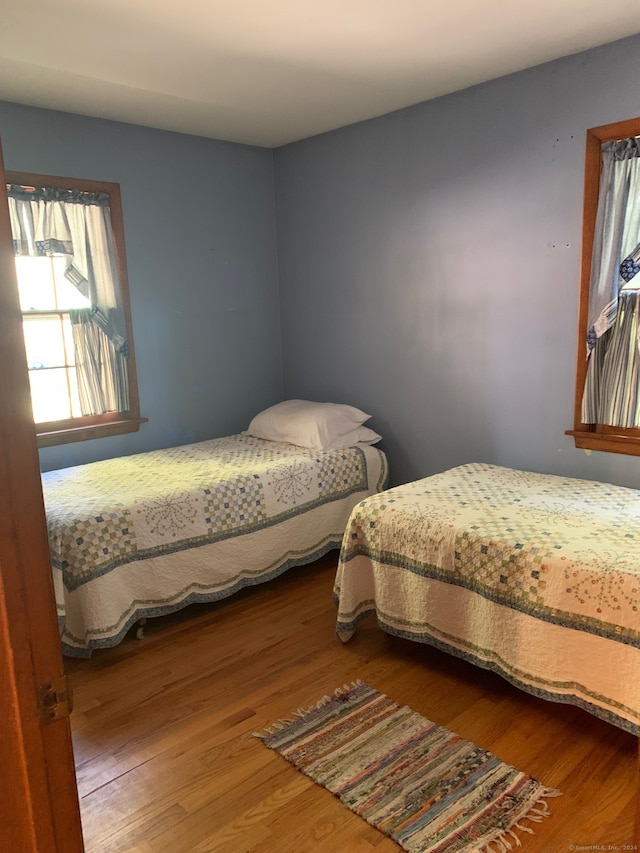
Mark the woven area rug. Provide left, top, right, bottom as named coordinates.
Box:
left=255, top=681, right=561, bottom=853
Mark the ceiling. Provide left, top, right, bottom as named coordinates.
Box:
left=1, top=1, right=639, bottom=148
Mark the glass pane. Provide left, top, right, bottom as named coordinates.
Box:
left=29, top=368, right=73, bottom=423
left=22, top=315, right=67, bottom=369
left=61, top=314, right=76, bottom=365
left=52, top=257, right=91, bottom=309
left=68, top=366, right=83, bottom=418
left=15, top=257, right=56, bottom=311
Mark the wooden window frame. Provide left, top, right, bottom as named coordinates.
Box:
left=566, top=116, right=640, bottom=456
left=6, top=171, right=146, bottom=447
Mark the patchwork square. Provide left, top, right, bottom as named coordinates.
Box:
left=57, top=511, right=136, bottom=590
left=317, top=450, right=367, bottom=497
left=204, top=476, right=266, bottom=534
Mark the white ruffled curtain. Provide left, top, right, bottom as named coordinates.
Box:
left=581, top=138, right=640, bottom=426
left=70, top=310, right=129, bottom=415
left=7, top=185, right=129, bottom=416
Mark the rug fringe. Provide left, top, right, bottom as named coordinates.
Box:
left=480, top=789, right=562, bottom=853
left=252, top=716, right=299, bottom=738
left=317, top=679, right=364, bottom=709
left=252, top=680, right=365, bottom=739
left=483, top=826, right=527, bottom=852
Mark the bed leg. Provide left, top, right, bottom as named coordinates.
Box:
left=135, top=617, right=147, bottom=640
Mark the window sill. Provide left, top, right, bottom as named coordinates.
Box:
left=565, top=428, right=640, bottom=457
left=37, top=417, right=148, bottom=448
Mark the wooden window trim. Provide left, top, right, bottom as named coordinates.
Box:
left=6, top=171, right=147, bottom=447
left=566, top=116, right=640, bottom=456
left=36, top=415, right=148, bottom=448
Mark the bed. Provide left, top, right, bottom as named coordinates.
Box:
left=44, top=406, right=388, bottom=657
left=334, top=462, right=640, bottom=737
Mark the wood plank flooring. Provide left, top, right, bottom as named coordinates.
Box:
left=65, top=553, right=638, bottom=852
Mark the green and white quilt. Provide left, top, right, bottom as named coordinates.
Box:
left=334, top=463, right=640, bottom=735
left=43, top=433, right=387, bottom=656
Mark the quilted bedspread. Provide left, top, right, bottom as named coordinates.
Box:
left=334, top=463, right=640, bottom=735
left=43, top=433, right=387, bottom=656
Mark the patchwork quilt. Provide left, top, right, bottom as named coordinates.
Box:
left=43, top=433, right=387, bottom=656
left=334, top=463, right=640, bottom=735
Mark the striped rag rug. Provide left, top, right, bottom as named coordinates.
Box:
left=255, top=681, right=561, bottom=853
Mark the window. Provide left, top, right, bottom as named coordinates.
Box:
left=567, top=117, right=640, bottom=456
left=6, top=172, right=146, bottom=447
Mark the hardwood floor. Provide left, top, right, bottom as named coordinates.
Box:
left=66, top=553, right=638, bottom=852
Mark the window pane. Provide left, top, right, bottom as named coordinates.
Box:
left=29, top=368, right=73, bottom=423
left=62, top=314, right=75, bottom=364
left=15, top=256, right=56, bottom=311
left=22, top=315, right=68, bottom=369
left=68, top=366, right=83, bottom=418
left=52, top=257, right=91, bottom=309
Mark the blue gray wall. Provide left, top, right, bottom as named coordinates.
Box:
left=274, top=33, right=640, bottom=488
left=0, top=101, right=283, bottom=472
left=4, top=33, right=640, bottom=488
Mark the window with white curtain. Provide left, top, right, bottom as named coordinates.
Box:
left=6, top=172, right=145, bottom=447
left=568, top=117, right=640, bottom=457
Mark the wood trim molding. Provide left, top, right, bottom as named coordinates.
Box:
left=5, top=170, right=146, bottom=447
left=565, top=429, right=640, bottom=457
left=569, top=116, right=640, bottom=455
left=37, top=416, right=148, bottom=448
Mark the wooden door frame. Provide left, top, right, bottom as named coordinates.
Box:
left=0, top=145, right=84, bottom=850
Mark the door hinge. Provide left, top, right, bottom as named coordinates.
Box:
left=38, top=675, right=73, bottom=723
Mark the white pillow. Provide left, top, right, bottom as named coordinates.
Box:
left=245, top=399, right=379, bottom=451
left=320, top=425, right=382, bottom=451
